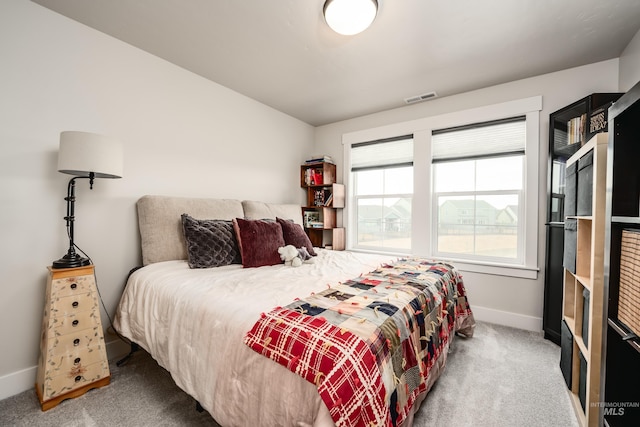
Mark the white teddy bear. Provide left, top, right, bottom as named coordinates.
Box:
left=278, top=245, right=314, bottom=267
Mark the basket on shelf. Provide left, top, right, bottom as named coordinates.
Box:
left=618, top=229, right=640, bottom=336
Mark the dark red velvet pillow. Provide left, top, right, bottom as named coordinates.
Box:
left=276, top=217, right=317, bottom=256
left=233, top=218, right=285, bottom=268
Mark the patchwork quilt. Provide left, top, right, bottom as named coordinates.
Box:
left=244, top=257, right=475, bottom=427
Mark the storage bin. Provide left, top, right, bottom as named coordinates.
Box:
left=577, top=150, right=594, bottom=216
left=564, top=219, right=577, bottom=274
left=618, top=229, right=640, bottom=336
left=560, top=320, right=573, bottom=389
left=565, top=162, right=577, bottom=217
left=579, top=351, right=587, bottom=411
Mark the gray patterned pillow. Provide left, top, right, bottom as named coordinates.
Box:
left=181, top=214, right=241, bottom=268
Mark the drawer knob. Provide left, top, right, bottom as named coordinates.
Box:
left=70, top=283, right=77, bottom=290
left=74, top=375, right=82, bottom=382
left=72, top=320, right=79, bottom=327
left=73, top=338, right=80, bottom=346
left=72, top=301, right=79, bottom=308
left=74, top=357, right=81, bottom=364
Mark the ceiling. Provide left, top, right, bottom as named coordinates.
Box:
left=32, top=0, right=640, bottom=126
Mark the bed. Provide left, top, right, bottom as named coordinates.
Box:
left=114, top=195, right=475, bottom=427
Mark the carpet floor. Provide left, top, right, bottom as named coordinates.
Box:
left=0, top=321, right=578, bottom=426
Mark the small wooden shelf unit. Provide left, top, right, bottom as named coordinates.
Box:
left=300, top=161, right=345, bottom=250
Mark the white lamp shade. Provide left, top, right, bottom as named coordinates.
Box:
left=324, top=0, right=378, bottom=36
left=58, top=131, right=123, bottom=178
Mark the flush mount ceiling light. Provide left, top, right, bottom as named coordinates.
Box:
left=323, top=0, right=378, bottom=36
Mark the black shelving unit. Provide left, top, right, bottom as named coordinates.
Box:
left=602, top=82, right=640, bottom=427
left=544, top=93, right=622, bottom=345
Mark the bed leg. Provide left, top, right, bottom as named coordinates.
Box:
left=195, top=401, right=204, bottom=413
left=116, top=342, right=140, bottom=367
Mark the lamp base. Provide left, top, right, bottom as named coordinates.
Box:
left=52, top=253, right=91, bottom=269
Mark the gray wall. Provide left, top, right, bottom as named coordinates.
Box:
left=620, top=28, right=640, bottom=91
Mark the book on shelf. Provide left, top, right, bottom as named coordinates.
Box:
left=587, top=102, right=614, bottom=140
left=313, top=190, right=324, bottom=206
left=304, top=168, right=324, bottom=186
left=311, top=188, right=334, bottom=206
left=325, top=192, right=333, bottom=207
left=305, top=155, right=334, bottom=164
left=567, top=113, right=587, bottom=145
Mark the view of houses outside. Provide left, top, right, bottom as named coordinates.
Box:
left=356, top=195, right=519, bottom=257
left=434, top=155, right=522, bottom=260
left=354, top=167, right=412, bottom=251
left=437, top=196, right=519, bottom=259
left=356, top=198, right=412, bottom=250
left=353, top=153, right=522, bottom=260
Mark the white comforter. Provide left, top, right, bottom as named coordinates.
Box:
left=114, top=250, right=396, bottom=427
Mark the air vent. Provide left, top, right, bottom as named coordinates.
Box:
left=404, top=91, right=438, bottom=104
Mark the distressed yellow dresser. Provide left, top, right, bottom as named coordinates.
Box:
left=35, top=265, right=110, bottom=411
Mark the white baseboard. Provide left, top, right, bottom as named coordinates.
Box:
left=0, top=365, right=36, bottom=401
left=471, top=305, right=543, bottom=333
left=0, top=338, right=130, bottom=401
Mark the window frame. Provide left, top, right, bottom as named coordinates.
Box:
left=431, top=118, right=527, bottom=265
left=343, top=96, right=541, bottom=279
left=350, top=136, right=414, bottom=253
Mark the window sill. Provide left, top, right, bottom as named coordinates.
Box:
left=348, top=248, right=538, bottom=279
left=439, top=258, right=539, bottom=279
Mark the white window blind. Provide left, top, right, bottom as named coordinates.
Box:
left=351, top=136, right=413, bottom=171
left=432, top=117, right=525, bottom=162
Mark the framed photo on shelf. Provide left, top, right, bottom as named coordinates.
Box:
left=303, top=210, right=322, bottom=228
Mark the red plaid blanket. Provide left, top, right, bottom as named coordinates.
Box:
left=244, top=258, right=475, bottom=427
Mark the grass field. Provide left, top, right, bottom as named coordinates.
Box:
left=357, top=234, right=517, bottom=258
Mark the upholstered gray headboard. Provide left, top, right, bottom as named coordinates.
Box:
left=136, top=195, right=302, bottom=265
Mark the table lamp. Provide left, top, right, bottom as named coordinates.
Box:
left=52, top=131, right=123, bottom=269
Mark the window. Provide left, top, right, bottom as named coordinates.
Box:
left=432, top=117, right=525, bottom=264
left=343, top=96, right=541, bottom=278
left=351, top=136, right=413, bottom=252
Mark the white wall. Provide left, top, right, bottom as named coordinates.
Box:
left=314, top=59, right=621, bottom=332
left=0, top=0, right=314, bottom=399
left=619, top=28, right=640, bottom=91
